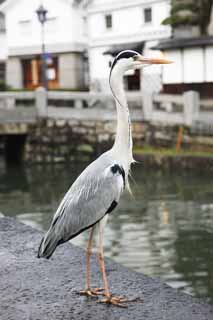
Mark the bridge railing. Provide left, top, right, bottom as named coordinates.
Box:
left=0, top=89, right=143, bottom=109
left=44, top=89, right=142, bottom=120
left=0, top=88, right=143, bottom=122
left=1, top=88, right=213, bottom=127
left=142, top=91, right=213, bottom=127
left=0, top=91, right=35, bottom=110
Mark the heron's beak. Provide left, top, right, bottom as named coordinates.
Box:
left=136, top=55, right=172, bottom=65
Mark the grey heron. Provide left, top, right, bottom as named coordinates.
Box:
left=38, top=50, right=171, bottom=307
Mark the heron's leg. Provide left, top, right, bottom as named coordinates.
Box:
left=98, top=217, right=142, bottom=307
left=85, top=226, right=95, bottom=290
left=80, top=226, right=104, bottom=297
left=97, top=216, right=110, bottom=297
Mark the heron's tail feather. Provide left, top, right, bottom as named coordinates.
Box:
left=37, top=228, right=62, bottom=259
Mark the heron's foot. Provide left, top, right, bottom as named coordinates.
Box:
left=80, top=287, right=104, bottom=297
left=99, top=294, right=141, bottom=308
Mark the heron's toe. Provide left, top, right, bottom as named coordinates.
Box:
left=79, top=288, right=96, bottom=297
left=98, top=294, right=143, bottom=308
left=91, top=287, right=105, bottom=295
left=79, top=287, right=104, bottom=297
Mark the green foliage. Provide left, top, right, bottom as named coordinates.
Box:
left=162, top=0, right=213, bottom=35
left=170, top=1, right=195, bottom=14
left=0, top=80, right=10, bottom=91
left=162, top=14, right=197, bottom=27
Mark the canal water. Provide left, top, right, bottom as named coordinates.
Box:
left=0, top=159, right=213, bottom=302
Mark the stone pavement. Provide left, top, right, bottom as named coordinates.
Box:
left=0, top=217, right=212, bottom=320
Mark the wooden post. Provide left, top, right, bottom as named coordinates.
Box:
left=176, top=126, right=184, bottom=152
left=35, top=87, right=47, bottom=118
left=183, top=91, right=200, bottom=126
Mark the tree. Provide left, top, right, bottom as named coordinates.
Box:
left=162, top=0, right=213, bottom=36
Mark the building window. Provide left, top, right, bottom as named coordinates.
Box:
left=105, top=14, right=112, bottom=29
left=22, top=57, right=59, bottom=90
left=144, top=8, right=152, bottom=23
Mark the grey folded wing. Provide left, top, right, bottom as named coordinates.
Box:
left=50, top=161, right=125, bottom=243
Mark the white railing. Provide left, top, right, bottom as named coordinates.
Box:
left=0, top=88, right=213, bottom=126
left=143, top=91, right=213, bottom=126
left=0, top=89, right=143, bottom=110
left=0, top=91, right=35, bottom=110
left=0, top=88, right=143, bottom=122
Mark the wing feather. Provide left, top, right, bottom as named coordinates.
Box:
left=51, top=155, right=124, bottom=243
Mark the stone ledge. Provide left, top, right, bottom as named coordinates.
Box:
left=0, top=217, right=212, bottom=320
left=135, top=153, right=213, bottom=172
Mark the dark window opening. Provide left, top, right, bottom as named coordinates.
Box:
left=163, top=83, right=213, bottom=98
left=144, top=8, right=152, bottom=23
left=125, top=69, right=140, bottom=91
left=0, top=63, right=5, bottom=82
left=5, top=135, right=27, bottom=164
left=105, top=14, right=112, bottom=29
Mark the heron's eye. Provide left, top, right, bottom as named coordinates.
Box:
left=133, top=55, right=139, bottom=61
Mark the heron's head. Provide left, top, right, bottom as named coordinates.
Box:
left=110, top=50, right=172, bottom=75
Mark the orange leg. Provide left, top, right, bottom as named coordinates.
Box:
left=80, top=226, right=104, bottom=297
left=97, top=217, right=110, bottom=297
left=97, top=217, right=142, bottom=307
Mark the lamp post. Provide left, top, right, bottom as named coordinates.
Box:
left=36, top=4, right=48, bottom=89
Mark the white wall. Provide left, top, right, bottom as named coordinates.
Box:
left=87, top=0, right=171, bottom=90
left=162, top=50, right=182, bottom=84
left=88, top=0, right=170, bottom=46
left=183, top=48, right=204, bottom=83
left=3, top=0, right=86, bottom=55
left=163, top=46, right=213, bottom=84
left=205, top=47, right=213, bottom=82
left=89, top=47, right=111, bottom=91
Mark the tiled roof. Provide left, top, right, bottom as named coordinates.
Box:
left=152, top=36, right=213, bottom=50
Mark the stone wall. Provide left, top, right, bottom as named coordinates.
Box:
left=24, top=118, right=144, bottom=163
left=143, top=124, right=213, bottom=152
left=24, top=118, right=213, bottom=164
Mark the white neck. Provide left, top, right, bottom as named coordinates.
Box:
left=109, top=67, right=134, bottom=170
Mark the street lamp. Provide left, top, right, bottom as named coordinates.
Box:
left=36, top=4, right=48, bottom=89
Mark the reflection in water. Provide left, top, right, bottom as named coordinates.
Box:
left=0, top=159, right=213, bottom=302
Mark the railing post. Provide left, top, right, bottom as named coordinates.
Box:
left=35, top=87, right=47, bottom=118
left=6, top=97, right=15, bottom=110
left=142, top=92, right=153, bottom=121
left=183, top=91, right=200, bottom=126
left=74, top=99, right=83, bottom=109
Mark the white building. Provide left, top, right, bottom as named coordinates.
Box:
left=153, top=36, right=213, bottom=98
left=0, top=0, right=88, bottom=90
left=0, top=0, right=171, bottom=91
left=86, top=0, right=171, bottom=92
